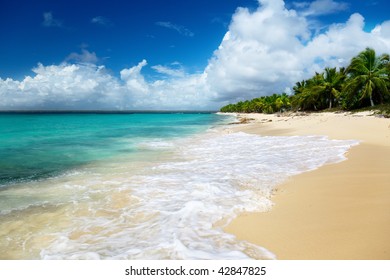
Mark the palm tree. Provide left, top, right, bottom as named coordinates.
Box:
left=293, top=88, right=320, bottom=111
left=310, top=67, right=345, bottom=109
left=302, top=73, right=324, bottom=110
left=293, top=80, right=307, bottom=95
left=345, top=47, right=389, bottom=107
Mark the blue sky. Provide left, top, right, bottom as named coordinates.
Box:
left=1, top=0, right=257, bottom=79
left=1, top=0, right=390, bottom=110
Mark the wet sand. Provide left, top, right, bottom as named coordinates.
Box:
left=225, top=112, right=390, bottom=259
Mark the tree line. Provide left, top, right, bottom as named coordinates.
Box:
left=220, top=48, right=390, bottom=114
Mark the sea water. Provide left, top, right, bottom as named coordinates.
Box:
left=0, top=113, right=358, bottom=259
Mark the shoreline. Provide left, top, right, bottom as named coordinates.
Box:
left=224, top=112, right=390, bottom=259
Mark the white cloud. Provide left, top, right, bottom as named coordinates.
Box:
left=303, top=14, right=390, bottom=68
left=66, top=49, right=99, bottom=64
left=295, top=0, right=349, bottom=16
left=2, top=0, right=390, bottom=110
left=91, top=16, right=113, bottom=27
left=292, top=1, right=310, bottom=9
left=156, top=21, right=194, bottom=37
left=42, top=12, right=62, bottom=27
left=151, top=63, right=186, bottom=78
left=118, top=60, right=213, bottom=109
left=204, top=0, right=310, bottom=102
left=120, top=60, right=149, bottom=94
left=0, top=60, right=215, bottom=110
left=203, top=0, right=390, bottom=103
left=372, top=20, right=390, bottom=38
left=0, top=63, right=123, bottom=109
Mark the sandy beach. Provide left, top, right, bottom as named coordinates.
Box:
left=225, top=112, right=390, bottom=259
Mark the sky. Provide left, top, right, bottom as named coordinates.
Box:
left=1, top=0, right=390, bottom=110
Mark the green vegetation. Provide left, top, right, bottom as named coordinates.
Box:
left=220, top=48, right=390, bottom=114
left=220, top=93, right=291, bottom=114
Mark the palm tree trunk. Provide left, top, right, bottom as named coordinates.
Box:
left=370, top=95, right=375, bottom=107
left=329, top=98, right=332, bottom=109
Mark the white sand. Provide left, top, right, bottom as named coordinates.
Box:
left=225, top=112, right=390, bottom=259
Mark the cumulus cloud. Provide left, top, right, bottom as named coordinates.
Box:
left=204, top=0, right=390, bottom=103
left=0, top=63, right=122, bottom=109
left=0, top=60, right=214, bottom=110
left=156, top=21, right=194, bottom=37
left=205, top=0, right=310, bottom=102
left=117, top=60, right=213, bottom=109
left=42, top=12, right=62, bottom=27
left=120, top=60, right=149, bottom=94
left=2, top=0, right=390, bottom=110
left=372, top=20, right=390, bottom=38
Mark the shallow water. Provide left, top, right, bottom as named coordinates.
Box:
left=0, top=113, right=358, bottom=259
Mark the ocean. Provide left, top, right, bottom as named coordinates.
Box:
left=0, top=112, right=358, bottom=259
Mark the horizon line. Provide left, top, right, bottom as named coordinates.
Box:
left=0, top=109, right=218, bottom=114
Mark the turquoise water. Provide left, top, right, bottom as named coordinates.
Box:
left=0, top=112, right=358, bottom=259
left=0, top=113, right=226, bottom=186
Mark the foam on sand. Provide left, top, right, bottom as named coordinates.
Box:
left=0, top=129, right=358, bottom=259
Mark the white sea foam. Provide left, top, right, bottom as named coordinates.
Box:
left=136, top=139, right=176, bottom=150
left=0, top=130, right=358, bottom=259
